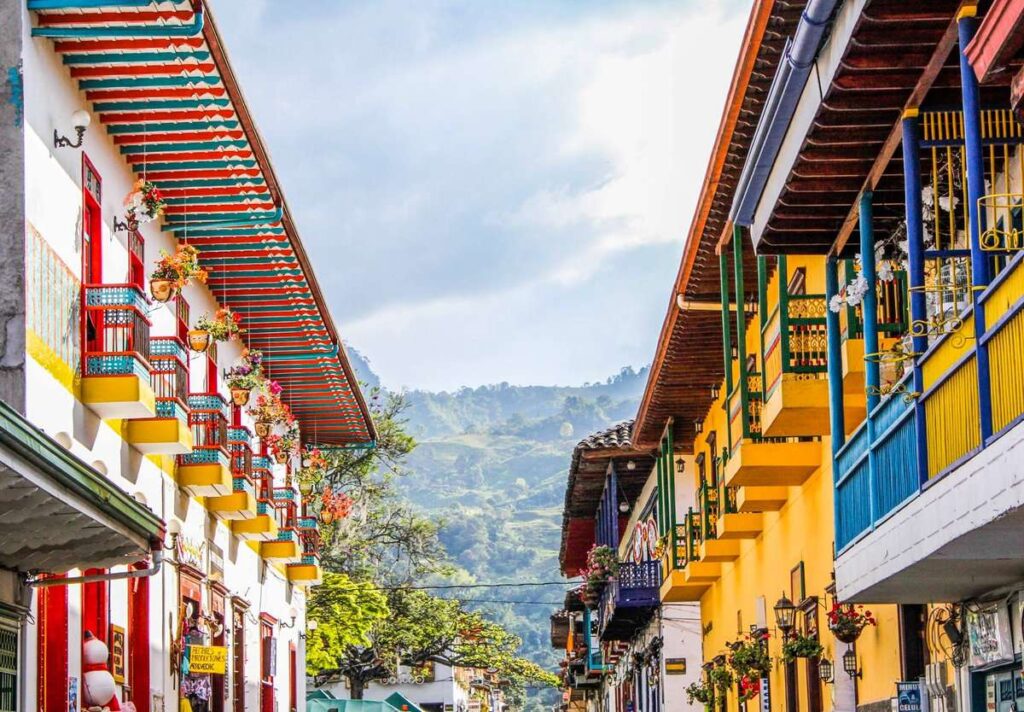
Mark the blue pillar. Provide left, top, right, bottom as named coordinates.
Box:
left=901, top=110, right=930, bottom=484
left=859, top=193, right=878, bottom=524
left=958, top=9, right=994, bottom=442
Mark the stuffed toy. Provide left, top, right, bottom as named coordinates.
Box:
left=82, top=630, right=121, bottom=712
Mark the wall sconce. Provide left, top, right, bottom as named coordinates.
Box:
left=773, top=592, right=795, bottom=639
left=163, top=519, right=182, bottom=552
left=625, top=460, right=636, bottom=471
left=618, top=500, right=630, bottom=514
left=300, top=618, right=318, bottom=640
left=694, top=418, right=703, bottom=435
left=279, top=606, right=299, bottom=630
left=730, top=345, right=739, bottom=360
left=113, top=216, right=132, bottom=233
left=54, top=109, right=91, bottom=149
left=710, top=383, right=721, bottom=400
left=818, top=658, right=834, bottom=684
left=842, top=648, right=861, bottom=679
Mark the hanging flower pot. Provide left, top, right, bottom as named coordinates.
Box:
left=827, top=603, right=876, bottom=644
left=149, top=278, right=175, bottom=303
left=254, top=421, right=271, bottom=438
left=274, top=451, right=288, bottom=464
left=299, top=480, right=314, bottom=496
left=320, top=510, right=334, bottom=525
left=188, top=329, right=210, bottom=353
left=230, top=388, right=250, bottom=407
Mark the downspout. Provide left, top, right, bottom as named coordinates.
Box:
left=31, top=2, right=204, bottom=38
left=729, top=0, right=839, bottom=227
left=27, top=547, right=164, bottom=587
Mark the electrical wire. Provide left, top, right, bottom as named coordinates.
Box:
left=381, top=581, right=579, bottom=591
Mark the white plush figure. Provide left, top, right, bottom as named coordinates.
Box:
left=82, top=630, right=120, bottom=711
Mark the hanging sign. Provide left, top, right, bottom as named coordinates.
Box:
left=968, top=605, right=1014, bottom=668
left=664, top=658, right=687, bottom=675
left=187, top=645, right=228, bottom=674
left=109, top=625, right=126, bottom=683
left=177, top=536, right=206, bottom=572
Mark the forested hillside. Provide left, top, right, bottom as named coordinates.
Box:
left=345, top=349, right=648, bottom=676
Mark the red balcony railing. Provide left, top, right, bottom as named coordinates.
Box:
left=150, top=336, right=188, bottom=420
left=179, top=393, right=229, bottom=467
left=81, top=284, right=151, bottom=380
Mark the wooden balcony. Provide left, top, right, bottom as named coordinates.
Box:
left=699, top=538, right=740, bottom=562
left=79, top=284, right=156, bottom=419
left=659, top=569, right=709, bottom=602
left=207, top=477, right=257, bottom=520
left=232, top=500, right=279, bottom=541
left=724, top=439, right=821, bottom=488
left=736, top=486, right=788, bottom=512
left=287, top=553, right=323, bottom=585
left=125, top=337, right=192, bottom=454
left=261, top=527, right=302, bottom=563
left=716, top=512, right=763, bottom=540
left=177, top=394, right=232, bottom=496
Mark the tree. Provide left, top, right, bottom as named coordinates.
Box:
left=305, top=573, right=389, bottom=676
left=307, top=588, right=558, bottom=701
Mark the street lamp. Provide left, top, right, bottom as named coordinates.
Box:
left=54, top=109, right=91, bottom=149
left=842, top=649, right=861, bottom=679
left=818, top=659, right=834, bottom=684
left=773, top=593, right=796, bottom=638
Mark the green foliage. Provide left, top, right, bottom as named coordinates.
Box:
left=305, top=573, right=389, bottom=675
left=781, top=634, right=824, bottom=663
left=727, top=633, right=771, bottom=679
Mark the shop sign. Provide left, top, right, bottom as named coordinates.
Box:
left=897, top=682, right=922, bottom=712
left=664, top=658, right=687, bottom=675
left=109, top=625, right=125, bottom=683
left=760, top=674, right=771, bottom=712
left=188, top=645, right=228, bottom=674
left=177, top=536, right=206, bottom=571
left=968, top=606, right=1013, bottom=668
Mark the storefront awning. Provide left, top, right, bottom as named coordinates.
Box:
left=0, top=401, right=164, bottom=574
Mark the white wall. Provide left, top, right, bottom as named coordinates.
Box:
left=20, top=7, right=308, bottom=712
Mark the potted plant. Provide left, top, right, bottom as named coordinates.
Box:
left=827, top=602, right=876, bottom=644
left=188, top=327, right=210, bottom=353
left=781, top=633, right=824, bottom=664
left=125, top=179, right=166, bottom=229
left=738, top=675, right=761, bottom=702
left=727, top=632, right=771, bottom=680
left=576, top=544, right=620, bottom=608
left=223, top=349, right=264, bottom=407
left=319, top=488, right=352, bottom=525
left=708, top=665, right=734, bottom=695
left=297, top=446, right=326, bottom=496
left=149, top=243, right=207, bottom=302
left=267, top=425, right=299, bottom=464
left=685, top=680, right=714, bottom=706
left=195, top=308, right=245, bottom=344
left=248, top=381, right=287, bottom=437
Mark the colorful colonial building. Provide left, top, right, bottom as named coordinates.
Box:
left=0, top=2, right=374, bottom=711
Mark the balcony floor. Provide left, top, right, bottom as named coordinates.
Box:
left=724, top=440, right=821, bottom=488
left=81, top=374, right=156, bottom=420
left=716, top=512, right=763, bottom=540
left=125, top=417, right=193, bottom=455
left=233, top=514, right=279, bottom=541
left=737, top=486, right=788, bottom=512
left=659, top=570, right=708, bottom=602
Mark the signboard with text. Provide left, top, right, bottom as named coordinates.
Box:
left=188, top=645, right=228, bottom=675
left=897, top=682, right=922, bottom=712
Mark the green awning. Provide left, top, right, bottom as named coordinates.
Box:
left=0, top=400, right=164, bottom=573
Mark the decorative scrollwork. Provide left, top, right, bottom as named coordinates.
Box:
left=864, top=348, right=919, bottom=365
left=866, top=382, right=920, bottom=404
left=910, top=314, right=974, bottom=349
left=787, top=297, right=827, bottom=319
left=977, top=194, right=1024, bottom=252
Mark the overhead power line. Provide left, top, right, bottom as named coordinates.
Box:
left=382, top=581, right=577, bottom=591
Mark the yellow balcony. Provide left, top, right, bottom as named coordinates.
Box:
left=716, top=512, right=763, bottom=540
left=287, top=555, right=322, bottom=585
left=233, top=512, right=278, bottom=541
left=206, top=490, right=257, bottom=521
left=762, top=377, right=832, bottom=437
left=842, top=336, right=866, bottom=398
left=177, top=454, right=232, bottom=497
left=262, top=530, right=302, bottom=563
left=125, top=415, right=192, bottom=455
left=724, top=440, right=821, bottom=488
left=737, top=486, right=788, bottom=512
left=81, top=374, right=156, bottom=420
left=699, top=539, right=740, bottom=562
left=660, top=569, right=709, bottom=602
left=683, top=561, right=721, bottom=583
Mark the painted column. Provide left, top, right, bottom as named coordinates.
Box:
left=719, top=251, right=733, bottom=449
left=859, top=193, right=878, bottom=524
left=958, top=8, right=994, bottom=442
left=825, top=258, right=845, bottom=458
left=901, top=109, right=930, bottom=484
left=733, top=225, right=749, bottom=441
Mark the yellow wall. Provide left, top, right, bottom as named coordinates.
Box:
left=685, top=254, right=906, bottom=712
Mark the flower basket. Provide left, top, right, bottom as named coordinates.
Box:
left=125, top=179, right=166, bottom=227
left=196, top=308, right=245, bottom=343
left=150, top=244, right=206, bottom=302
left=150, top=278, right=175, bottom=303
left=827, top=603, right=876, bottom=644
left=224, top=349, right=264, bottom=408
left=254, top=421, right=271, bottom=438
left=727, top=632, right=771, bottom=680
left=781, top=634, right=824, bottom=663
left=275, top=451, right=289, bottom=464
left=187, top=329, right=210, bottom=353
left=230, top=388, right=250, bottom=407
left=686, top=681, right=713, bottom=706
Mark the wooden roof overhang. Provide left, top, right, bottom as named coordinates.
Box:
left=558, top=424, right=656, bottom=576
left=28, top=1, right=375, bottom=446
left=632, top=0, right=808, bottom=450
left=749, top=0, right=1017, bottom=256
left=966, top=0, right=1024, bottom=82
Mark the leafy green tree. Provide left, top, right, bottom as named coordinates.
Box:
left=305, top=573, right=389, bottom=674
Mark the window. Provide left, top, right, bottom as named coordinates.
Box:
left=37, top=579, right=68, bottom=712
left=259, top=616, right=276, bottom=712
left=176, top=297, right=190, bottom=344
left=0, top=618, right=17, bottom=712
left=129, top=231, right=145, bottom=290
left=128, top=568, right=150, bottom=712
left=207, top=342, right=219, bottom=393
left=81, top=157, right=103, bottom=363
left=289, top=643, right=297, bottom=712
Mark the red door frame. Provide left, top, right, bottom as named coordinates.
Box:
left=81, top=155, right=103, bottom=368
left=289, top=642, right=297, bottom=712
left=259, top=615, right=276, bottom=712
left=232, top=602, right=247, bottom=712
left=37, top=579, right=68, bottom=712
left=128, top=565, right=150, bottom=712
left=81, top=568, right=108, bottom=644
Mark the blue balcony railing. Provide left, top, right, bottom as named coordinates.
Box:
left=596, top=560, right=660, bottom=639
left=835, top=252, right=1024, bottom=552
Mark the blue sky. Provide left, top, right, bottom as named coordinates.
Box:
left=214, top=0, right=747, bottom=391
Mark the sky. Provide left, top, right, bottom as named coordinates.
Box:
left=213, top=0, right=748, bottom=392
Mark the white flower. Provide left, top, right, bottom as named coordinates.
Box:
left=938, top=194, right=959, bottom=212
left=845, top=275, right=869, bottom=307
left=921, top=186, right=934, bottom=206
left=829, top=294, right=845, bottom=313
left=877, top=261, right=894, bottom=282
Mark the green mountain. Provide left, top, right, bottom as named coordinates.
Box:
left=345, top=348, right=648, bottom=696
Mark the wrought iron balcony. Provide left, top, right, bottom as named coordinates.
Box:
left=596, top=559, right=660, bottom=640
